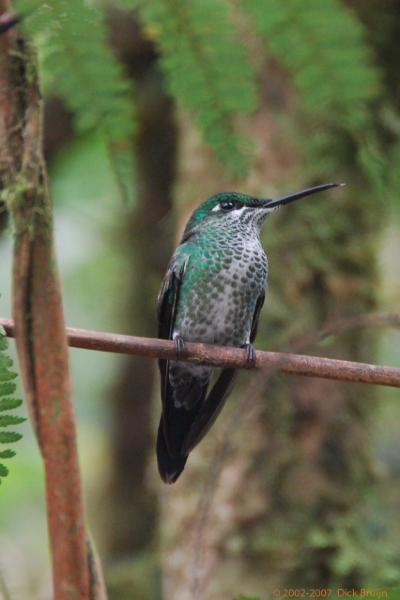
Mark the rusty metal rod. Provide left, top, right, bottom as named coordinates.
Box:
left=1, top=317, right=399, bottom=388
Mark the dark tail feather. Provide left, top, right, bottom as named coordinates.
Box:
left=163, top=376, right=208, bottom=456
left=157, top=419, right=188, bottom=484
left=183, top=368, right=237, bottom=454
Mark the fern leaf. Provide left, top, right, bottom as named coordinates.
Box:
left=127, top=0, right=257, bottom=176
left=0, top=326, right=25, bottom=483
left=245, top=0, right=378, bottom=125
left=244, top=0, right=382, bottom=184
left=17, top=0, right=136, bottom=202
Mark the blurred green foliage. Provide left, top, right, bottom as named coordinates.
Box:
left=18, top=0, right=135, bottom=202
left=16, top=0, right=388, bottom=190
left=50, top=132, right=124, bottom=208
left=246, top=0, right=379, bottom=127
left=126, top=0, right=257, bottom=176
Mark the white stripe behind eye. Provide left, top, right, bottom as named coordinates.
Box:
left=233, top=206, right=246, bottom=217
left=211, top=204, right=247, bottom=215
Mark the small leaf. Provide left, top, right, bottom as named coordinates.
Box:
left=0, top=449, right=16, bottom=459
left=0, top=398, right=23, bottom=412
left=0, top=463, right=9, bottom=477
left=0, top=369, right=17, bottom=382
left=0, top=415, right=26, bottom=427
left=0, top=354, right=13, bottom=370
left=0, top=431, right=22, bottom=444
left=0, top=382, right=17, bottom=396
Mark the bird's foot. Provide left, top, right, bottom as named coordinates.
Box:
left=242, top=343, right=256, bottom=368
left=174, top=335, right=186, bottom=360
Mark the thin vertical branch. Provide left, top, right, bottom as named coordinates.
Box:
left=0, top=8, right=106, bottom=599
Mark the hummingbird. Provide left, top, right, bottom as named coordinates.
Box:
left=157, top=182, right=342, bottom=483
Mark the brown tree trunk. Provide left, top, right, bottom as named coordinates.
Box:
left=0, top=10, right=106, bottom=599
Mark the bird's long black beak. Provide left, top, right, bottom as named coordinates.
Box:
left=262, top=182, right=345, bottom=209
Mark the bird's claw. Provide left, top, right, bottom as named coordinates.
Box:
left=242, top=343, right=256, bottom=368
left=174, top=335, right=186, bottom=360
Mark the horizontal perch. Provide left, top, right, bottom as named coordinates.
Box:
left=1, top=317, right=399, bottom=388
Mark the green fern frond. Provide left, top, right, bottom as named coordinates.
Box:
left=17, top=0, right=135, bottom=202
left=245, top=0, right=379, bottom=127
left=244, top=0, right=382, bottom=185
left=0, top=326, right=25, bottom=485
left=126, top=0, right=258, bottom=177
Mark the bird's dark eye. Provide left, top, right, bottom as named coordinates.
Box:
left=220, top=200, right=243, bottom=211
left=220, top=200, right=235, bottom=211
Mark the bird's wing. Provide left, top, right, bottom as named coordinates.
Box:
left=157, top=259, right=185, bottom=340
left=182, top=289, right=265, bottom=454
left=157, top=252, right=210, bottom=463
left=157, top=255, right=189, bottom=411
left=250, top=290, right=265, bottom=343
